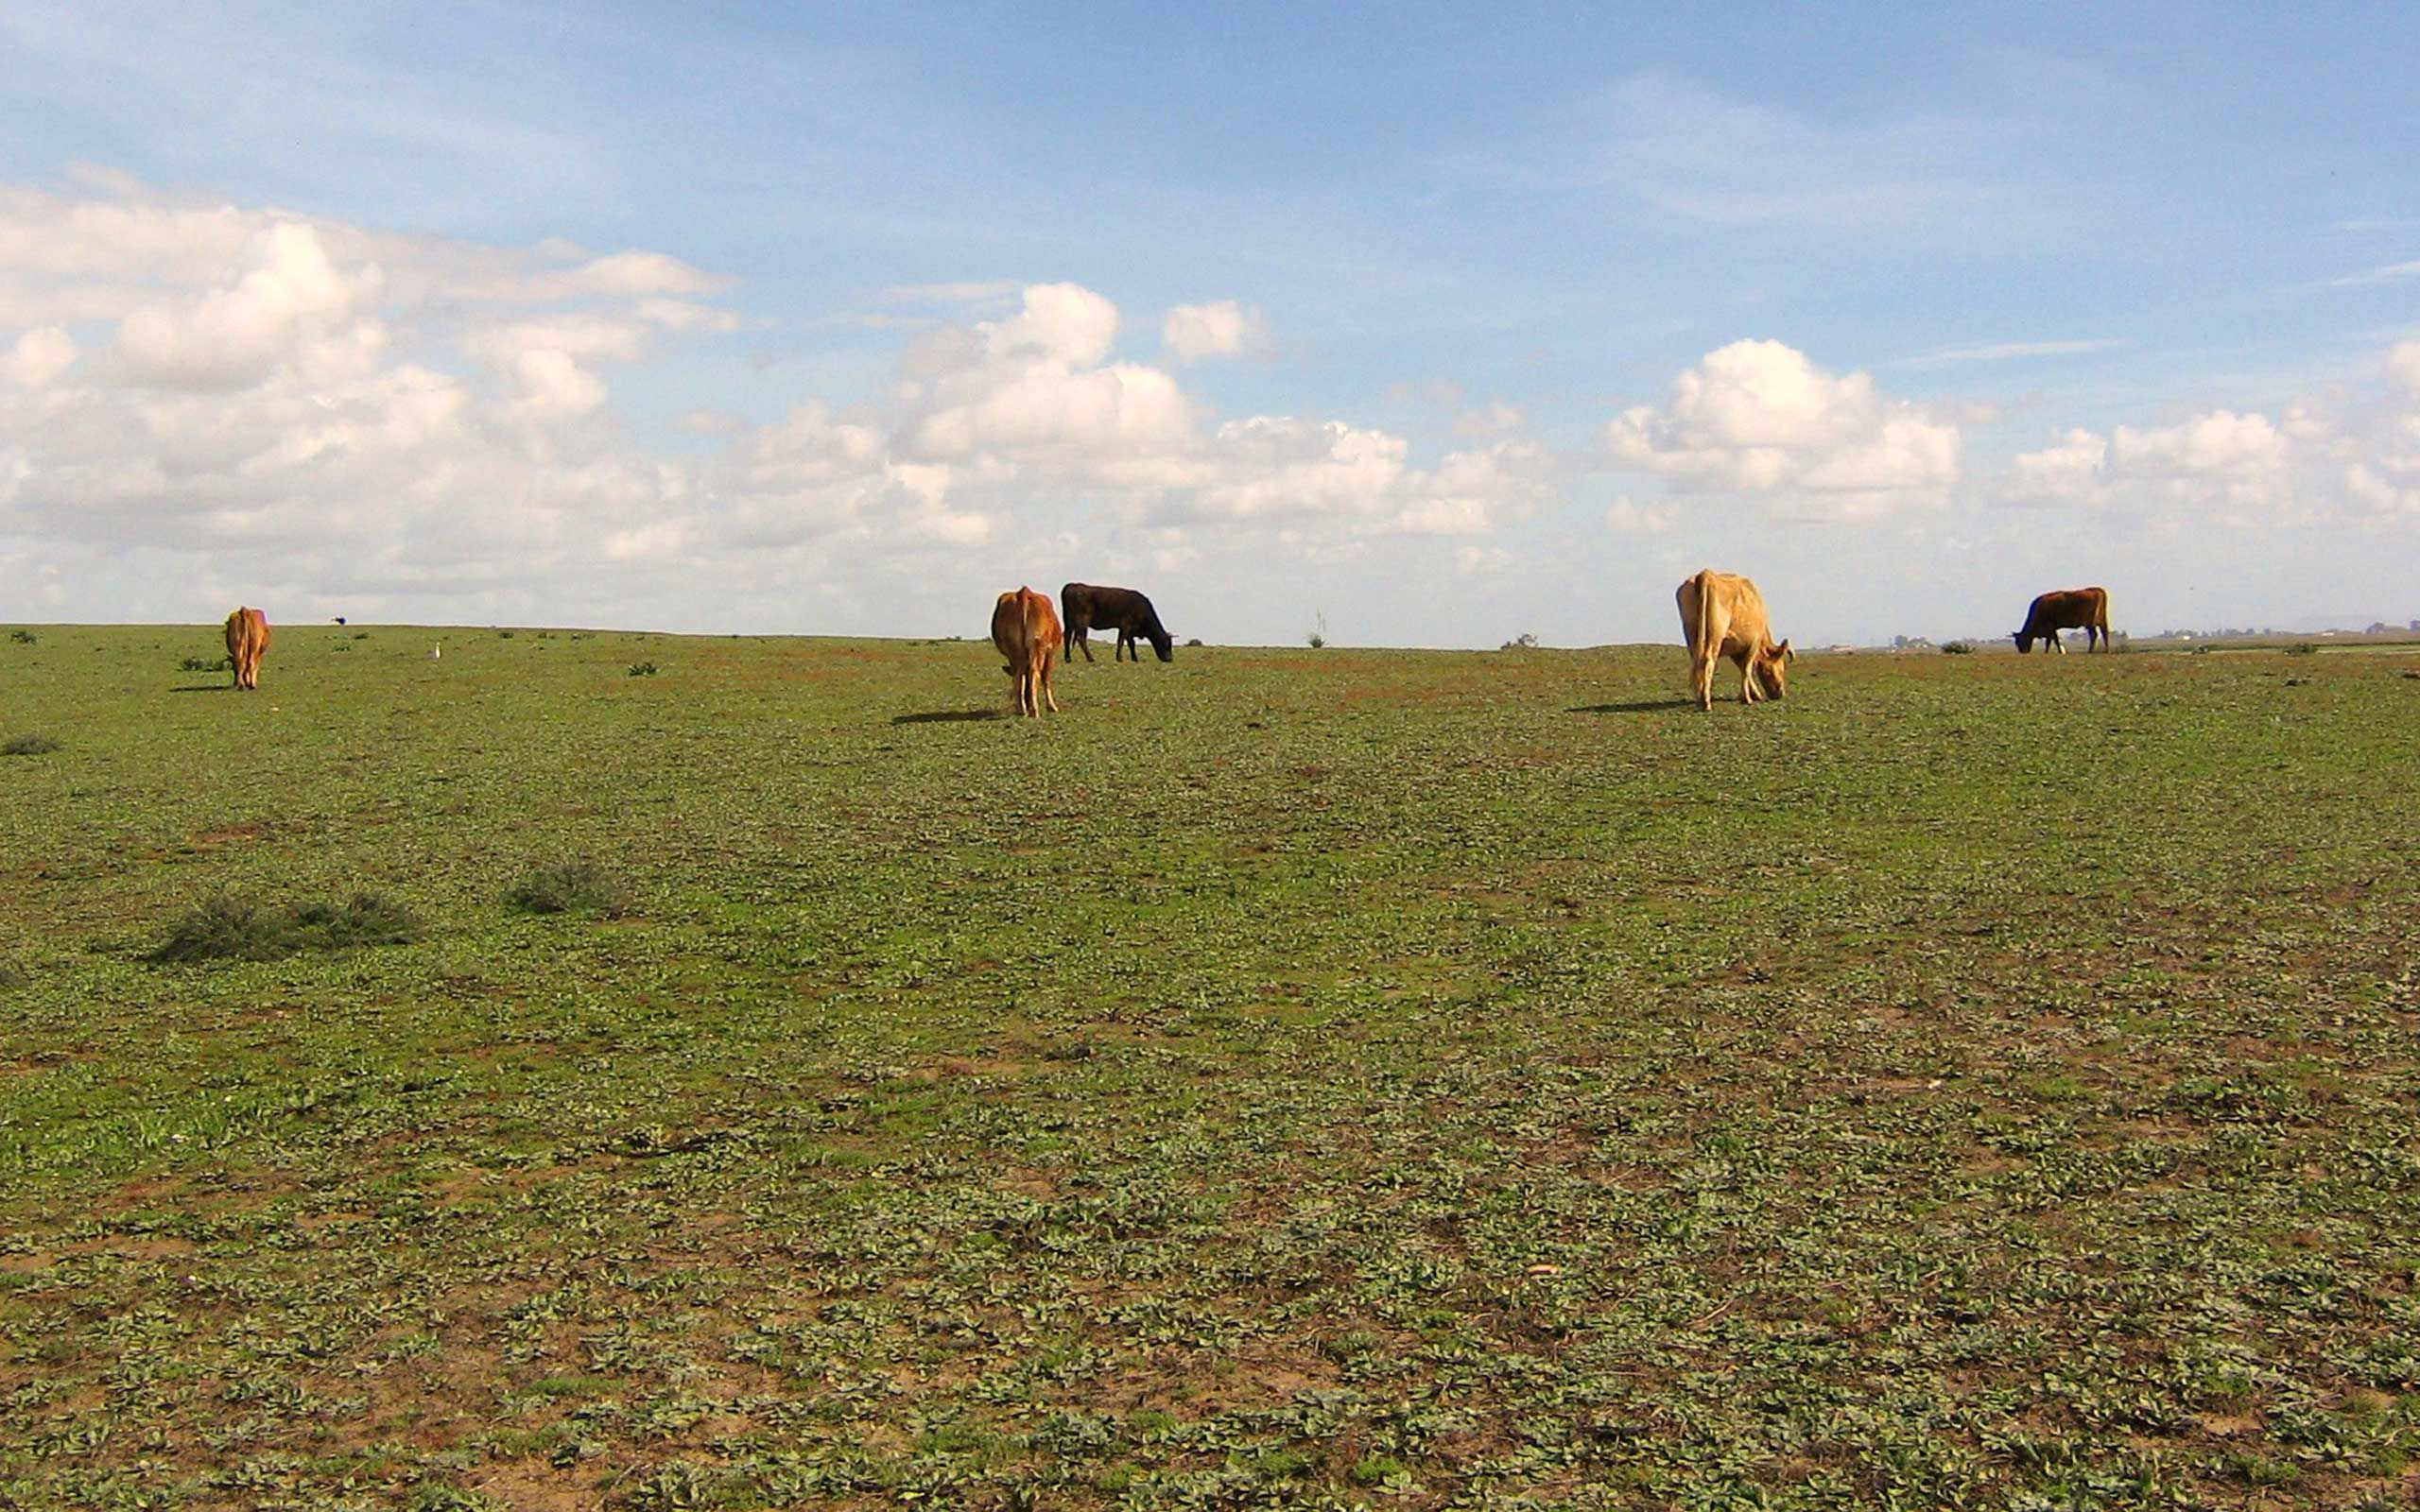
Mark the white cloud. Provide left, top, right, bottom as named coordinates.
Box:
left=2106, top=410, right=2284, bottom=479
left=2328, top=259, right=2420, bottom=287
left=876, top=280, right=1021, bottom=305
left=1161, top=300, right=1268, bottom=364
left=1454, top=400, right=1525, bottom=438
left=1604, top=496, right=1677, bottom=534
left=1606, top=338, right=1960, bottom=514
left=1903, top=337, right=2127, bottom=369
left=9, top=326, right=76, bottom=387
left=2004, top=428, right=2108, bottom=507
left=110, top=221, right=382, bottom=390
left=1997, top=383, right=2420, bottom=526
left=2388, top=341, right=2420, bottom=394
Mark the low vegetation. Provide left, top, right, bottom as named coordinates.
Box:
left=506, top=859, right=633, bottom=918
left=1, top=627, right=2415, bottom=1509
left=147, top=891, right=425, bottom=963
left=2, top=733, right=60, bottom=756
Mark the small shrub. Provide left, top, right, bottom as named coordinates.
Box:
left=628, top=661, right=659, bottom=677
left=1942, top=640, right=1976, bottom=655
left=150, top=892, right=424, bottom=964
left=2285, top=642, right=2317, bottom=656
left=498, top=629, right=516, bottom=639
left=353, top=631, right=370, bottom=640
left=1185, top=637, right=1203, bottom=648
left=1500, top=632, right=1539, bottom=650
left=181, top=655, right=231, bottom=673
left=4, top=733, right=61, bottom=756
left=9, top=628, right=34, bottom=644
left=507, top=860, right=632, bottom=918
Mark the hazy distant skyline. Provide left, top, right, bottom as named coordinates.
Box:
left=4, top=3, right=2417, bottom=646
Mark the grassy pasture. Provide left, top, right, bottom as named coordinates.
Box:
left=3, top=624, right=2418, bottom=1510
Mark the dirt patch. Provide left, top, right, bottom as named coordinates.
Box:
left=464, top=1457, right=607, bottom=1512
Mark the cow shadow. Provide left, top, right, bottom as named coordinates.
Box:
left=1569, top=698, right=1694, bottom=714
left=168, top=684, right=235, bottom=694
left=892, top=708, right=1004, bottom=725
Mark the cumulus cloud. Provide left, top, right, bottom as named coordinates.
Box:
left=2388, top=340, right=2420, bottom=394
left=1606, top=338, right=1960, bottom=515
left=9, top=326, right=75, bottom=387
left=1161, top=300, right=1268, bottom=364
left=2106, top=411, right=2284, bottom=478
left=111, top=221, right=381, bottom=390
left=1, top=175, right=1577, bottom=634
left=2001, top=371, right=2420, bottom=525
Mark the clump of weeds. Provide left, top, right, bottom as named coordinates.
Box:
left=506, top=859, right=632, bottom=918
left=149, top=892, right=425, bottom=963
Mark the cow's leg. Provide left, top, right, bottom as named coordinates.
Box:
left=1074, top=628, right=1096, bottom=662
left=1041, top=656, right=1059, bottom=713
left=1692, top=651, right=1715, bottom=712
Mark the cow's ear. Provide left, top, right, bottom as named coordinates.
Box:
left=1775, top=639, right=1793, bottom=661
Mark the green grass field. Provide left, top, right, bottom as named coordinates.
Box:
left=4, top=625, right=2418, bottom=1510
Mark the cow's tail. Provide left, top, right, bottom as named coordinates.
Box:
left=1693, top=571, right=1716, bottom=659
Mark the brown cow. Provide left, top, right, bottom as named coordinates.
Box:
left=2013, top=587, right=2110, bottom=653
left=991, top=586, right=1063, bottom=716
left=223, top=606, right=270, bottom=691
left=1677, top=570, right=1792, bottom=712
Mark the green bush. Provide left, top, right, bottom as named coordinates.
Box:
left=9, top=628, right=35, bottom=644
left=4, top=733, right=61, bottom=756
left=180, top=655, right=230, bottom=673
left=149, top=892, right=424, bottom=964
left=628, top=661, right=659, bottom=678
left=1943, top=640, right=1976, bottom=655
left=507, top=860, right=632, bottom=918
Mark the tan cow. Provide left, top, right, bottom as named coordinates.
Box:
left=991, top=586, right=1063, bottom=716
left=1677, top=570, right=1791, bottom=712
left=223, top=606, right=270, bottom=691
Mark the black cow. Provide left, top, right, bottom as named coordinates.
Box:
left=2013, top=587, right=2111, bottom=653
left=1061, top=583, right=1173, bottom=663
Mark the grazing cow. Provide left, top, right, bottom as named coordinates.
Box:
left=2013, top=587, right=2111, bottom=653
left=991, top=586, right=1063, bottom=716
left=1060, top=582, right=1173, bottom=663
left=1676, top=570, right=1792, bottom=712
left=222, top=607, right=269, bottom=691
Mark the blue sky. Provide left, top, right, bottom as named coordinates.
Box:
left=3, top=2, right=2416, bottom=644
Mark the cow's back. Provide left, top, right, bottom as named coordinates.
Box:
left=1023, top=588, right=1063, bottom=661
left=1679, top=570, right=1769, bottom=654
left=992, top=591, right=1030, bottom=664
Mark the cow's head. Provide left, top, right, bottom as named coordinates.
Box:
left=2012, top=631, right=2033, bottom=653
left=1754, top=639, right=1793, bottom=699
left=1150, top=629, right=1174, bottom=662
